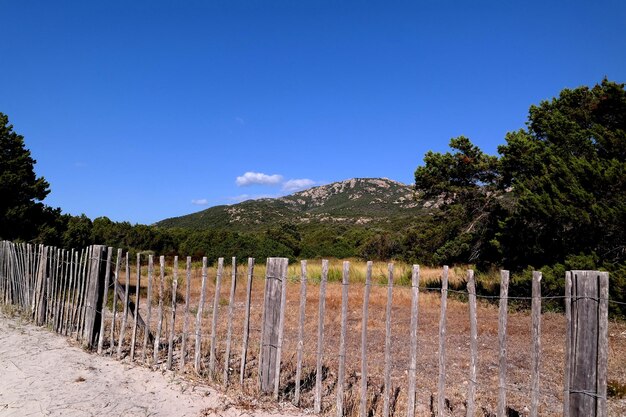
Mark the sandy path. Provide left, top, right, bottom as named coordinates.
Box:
left=0, top=314, right=302, bottom=417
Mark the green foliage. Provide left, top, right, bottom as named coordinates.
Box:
left=498, top=79, right=626, bottom=268
left=0, top=112, right=53, bottom=241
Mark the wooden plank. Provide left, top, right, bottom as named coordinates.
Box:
left=437, top=265, right=449, bottom=417
left=259, top=258, right=289, bottom=394
left=180, top=256, right=191, bottom=370
left=258, top=259, right=270, bottom=390
left=97, top=247, right=113, bottom=354
left=194, top=257, right=208, bottom=374
left=359, top=261, right=372, bottom=417
left=62, top=249, right=76, bottom=336
left=209, top=257, right=224, bottom=380
left=497, top=270, right=510, bottom=417
left=530, top=271, right=542, bottom=417
left=467, top=270, right=478, bottom=417
left=294, top=260, right=307, bottom=406
left=130, top=253, right=142, bottom=361
left=153, top=255, right=166, bottom=365
left=34, top=246, right=48, bottom=326
left=597, top=272, right=609, bottom=417
left=407, top=264, right=420, bottom=417
left=109, top=249, right=122, bottom=355
left=142, top=255, right=154, bottom=364
left=76, top=247, right=91, bottom=341
left=117, top=253, right=131, bottom=360
left=336, top=261, right=350, bottom=417
left=84, top=245, right=107, bottom=348
left=383, top=263, right=394, bottom=417
left=239, top=257, right=255, bottom=385
left=223, top=257, right=238, bottom=385
left=273, top=257, right=288, bottom=399
left=314, top=259, right=329, bottom=413
left=166, top=256, right=178, bottom=371
left=70, top=248, right=84, bottom=337
left=563, top=271, right=572, bottom=417
left=570, top=271, right=597, bottom=415
left=45, top=249, right=51, bottom=326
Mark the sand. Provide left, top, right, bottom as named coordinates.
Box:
left=0, top=313, right=303, bottom=417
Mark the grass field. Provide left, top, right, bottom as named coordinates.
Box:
left=111, top=258, right=626, bottom=416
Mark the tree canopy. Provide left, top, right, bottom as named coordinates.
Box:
left=0, top=112, right=52, bottom=241
left=414, top=79, right=626, bottom=269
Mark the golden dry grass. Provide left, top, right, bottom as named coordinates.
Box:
left=106, top=258, right=626, bottom=417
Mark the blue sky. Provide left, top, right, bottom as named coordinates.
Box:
left=1, top=1, right=625, bottom=224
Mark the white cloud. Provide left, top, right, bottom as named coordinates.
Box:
left=191, top=199, right=209, bottom=206
left=236, top=172, right=283, bottom=186
left=282, top=178, right=316, bottom=192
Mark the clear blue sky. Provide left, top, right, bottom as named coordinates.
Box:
left=1, top=1, right=625, bottom=224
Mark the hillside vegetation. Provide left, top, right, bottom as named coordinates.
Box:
left=1, top=79, right=625, bottom=315
left=156, top=178, right=426, bottom=231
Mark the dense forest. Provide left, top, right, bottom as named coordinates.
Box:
left=1, top=79, right=625, bottom=313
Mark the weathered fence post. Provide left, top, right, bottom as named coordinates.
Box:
left=83, top=245, right=108, bottom=349
left=407, top=264, right=420, bottom=417
left=294, top=259, right=307, bottom=405
left=259, top=257, right=289, bottom=394
left=34, top=246, right=48, bottom=326
left=530, top=271, right=542, bottom=417
left=336, top=261, right=349, bottom=417
left=383, top=263, right=394, bottom=417
left=314, top=260, right=329, bottom=413
left=437, top=265, right=449, bottom=417
left=566, top=270, right=609, bottom=417
left=467, top=270, right=478, bottom=417
left=360, top=261, right=372, bottom=417
left=239, top=257, right=255, bottom=385
left=498, top=270, right=510, bottom=417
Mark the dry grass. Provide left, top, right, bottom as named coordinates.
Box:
left=104, top=259, right=626, bottom=417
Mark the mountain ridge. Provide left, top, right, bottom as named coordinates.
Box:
left=156, top=177, right=428, bottom=231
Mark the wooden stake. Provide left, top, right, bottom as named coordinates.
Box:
left=437, top=265, right=448, bottom=417
left=181, top=256, right=191, bottom=370
left=359, top=261, right=372, bottom=417
left=530, top=271, right=542, bottom=417
left=109, top=249, right=122, bottom=356
left=383, top=263, right=394, bottom=417
left=273, top=257, right=288, bottom=399
left=167, top=256, right=178, bottom=370
left=314, top=260, right=328, bottom=413
left=467, top=270, right=478, bottom=417
left=336, top=261, right=349, bottom=417
left=142, top=255, right=154, bottom=364
left=239, top=257, right=255, bottom=385
left=223, top=257, right=237, bottom=385
left=194, top=257, right=208, bottom=374
left=209, top=257, right=224, bottom=380
left=407, top=264, right=420, bottom=417
left=117, top=253, right=131, bottom=360
left=97, top=247, right=113, bottom=354
left=130, top=253, right=141, bottom=361
left=153, top=255, right=165, bottom=365
left=294, top=260, right=307, bottom=406
left=497, top=270, right=510, bottom=417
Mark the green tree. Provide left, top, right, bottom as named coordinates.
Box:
left=0, top=113, right=52, bottom=241
left=498, top=79, right=626, bottom=268
left=414, top=136, right=501, bottom=264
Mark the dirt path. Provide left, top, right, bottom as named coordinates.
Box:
left=0, top=313, right=301, bottom=417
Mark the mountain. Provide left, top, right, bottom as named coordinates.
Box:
left=156, top=178, right=430, bottom=231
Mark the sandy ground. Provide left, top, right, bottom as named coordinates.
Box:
left=0, top=313, right=303, bottom=417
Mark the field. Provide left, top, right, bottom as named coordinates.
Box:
left=110, top=259, right=626, bottom=416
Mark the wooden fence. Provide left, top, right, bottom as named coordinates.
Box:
left=0, top=241, right=610, bottom=417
